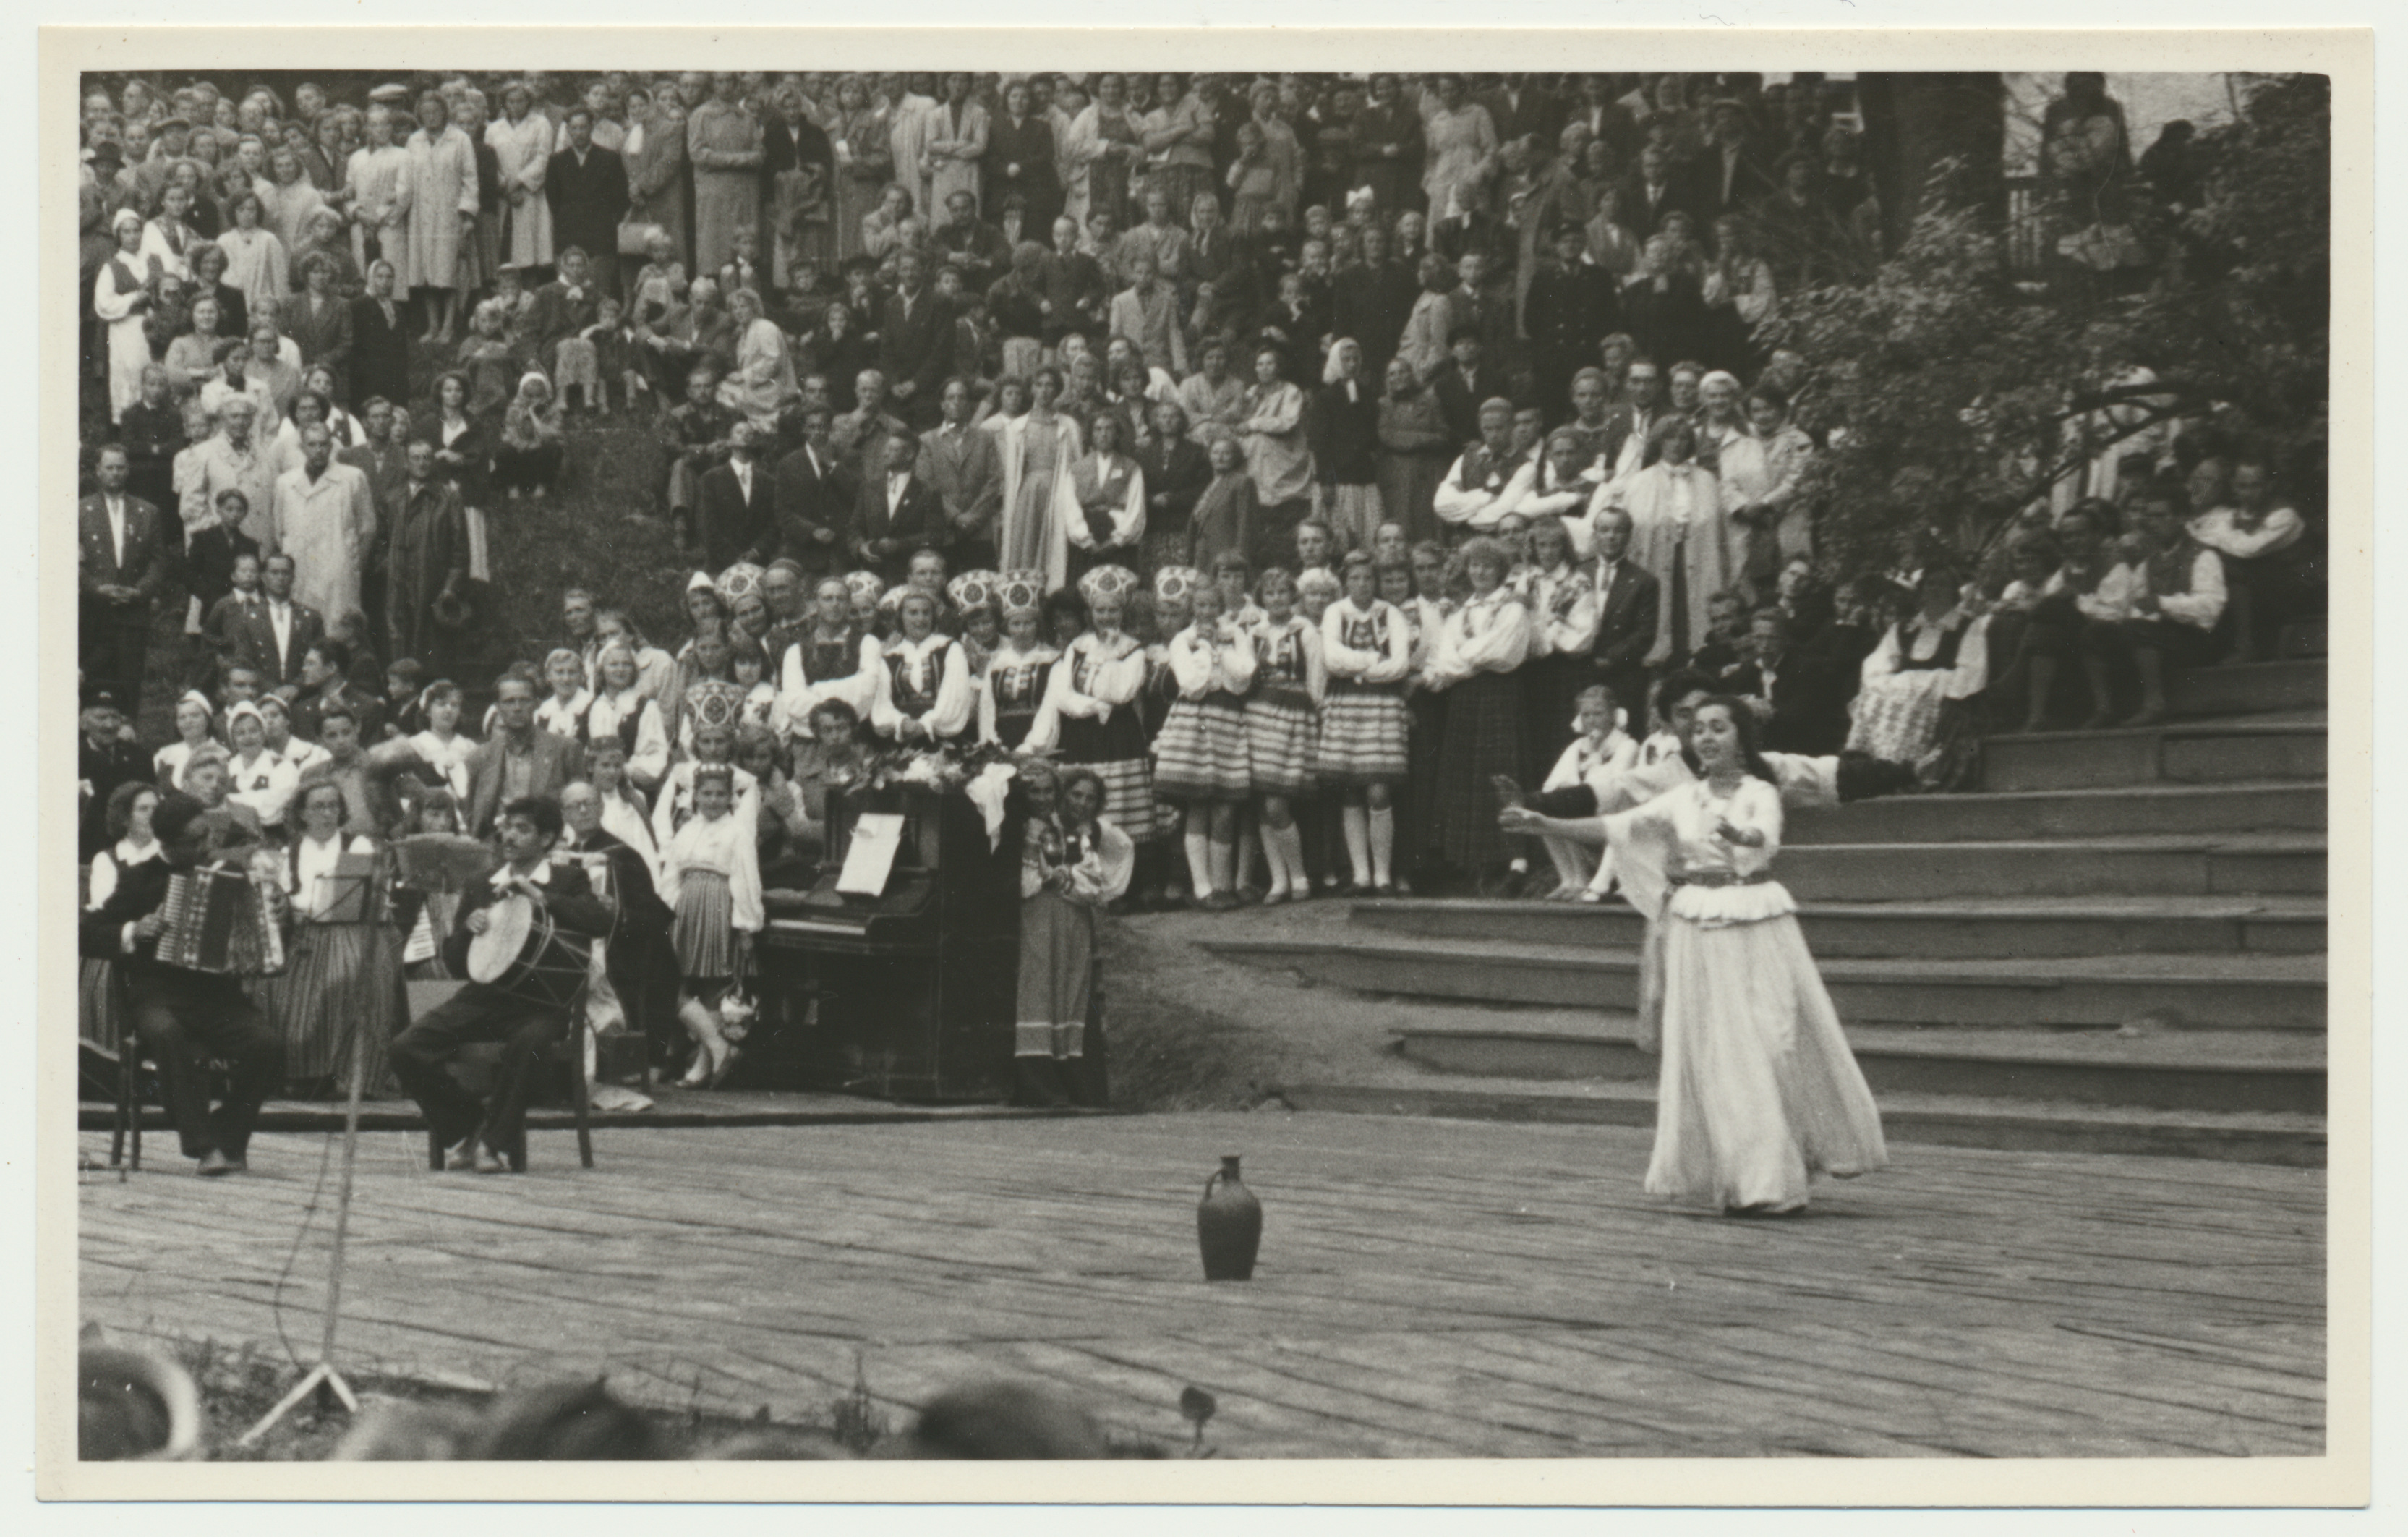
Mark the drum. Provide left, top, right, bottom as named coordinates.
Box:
left=464, top=893, right=593, bottom=1010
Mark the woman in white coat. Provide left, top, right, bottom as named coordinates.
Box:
left=346, top=106, right=414, bottom=290
left=404, top=91, right=479, bottom=344
left=486, top=81, right=556, bottom=275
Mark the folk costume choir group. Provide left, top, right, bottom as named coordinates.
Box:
left=76, top=68, right=2309, bottom=1212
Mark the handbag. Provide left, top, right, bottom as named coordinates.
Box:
left=618, top=220, right=666, bottom=259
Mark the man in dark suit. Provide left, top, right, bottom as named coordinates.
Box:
left=339, top=397, right=408, bottom=644
left=1718, top=607, right=1845, bottom=754
left=697, top=421, right=777, bottom=573
left=461, top=675, right=589, bottom=837
left=80, top=443, right=170, bottom=712
left=876, top=249, right=955, bottom=433
left=1587, top=506, right=1662, bottom=733
left=1524, top=223, right=1623, bottom=422
left=1689, top=99, right=1775, bottom=229
left=1480, top=77, right=1567, bottom=166
left=80, top=791, right=287, bottom=1175
left=915, top=378, right=1003, bottom=571
left=77, top=688, right=149, bottom=861
left=851, top=432, right=948, bottom=584
left=773, top=404, right=855, bottom=577
left=389, top=793, right=615, bottom=1173
left=1431, top=328, right=1495, bottom=451
left=545, top=107, right=631, bottom=298
left=1618, top=145, right=1694, bottom=242
left=1034, top=215, right=1109, bottom=349
left=231, top=551, right=325, bottom=691
left=1594, top=356, right=1669, bottom=482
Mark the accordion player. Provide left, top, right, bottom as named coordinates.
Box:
left=78, top=793, right=292, bottom=1177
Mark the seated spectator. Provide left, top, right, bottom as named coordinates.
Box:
left=2085, top=482, right=2227, bottom=727
left=2186, top=458, right=2307, bottom=663
left=1844, top=570, right=1991, bottom=788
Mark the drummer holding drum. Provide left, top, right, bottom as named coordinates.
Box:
left=388, top=795, right=618, bottom=1174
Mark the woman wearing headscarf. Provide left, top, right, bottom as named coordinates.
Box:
left=93, top=209, right=161, bottom=424
left=487, top=80, right=556, bottom=276
left=403, top=91, right=479, bottom=346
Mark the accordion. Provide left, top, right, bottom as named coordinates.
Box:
left=156, top=867, right=286, bottom=976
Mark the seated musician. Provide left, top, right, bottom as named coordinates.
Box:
left=77, top=791, right=289, bottom=1177
left=390, top=795, right=615, bottom=1174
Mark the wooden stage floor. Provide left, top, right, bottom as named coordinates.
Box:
left=76, top=1111, right=2326, bottom=1459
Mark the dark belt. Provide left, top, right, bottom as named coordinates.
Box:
left=1668, top=869, right=1771, bottom=889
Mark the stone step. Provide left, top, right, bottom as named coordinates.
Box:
left=1348, top=895, right=2327, bottom=959
left=1203, top=935, right=2327, bottom=1031
left=1274, top=1077, right=2326, bottom=1167
left=2164, top=660, right=2327, bottom=718
left=1773, top=833, right=2323, bottom=901
left=1784, top=780, right=2324, bottom=845
left=1980, top=715, right=2325, bottom=793
left=1390, top=1020, right=2322, bottom=1115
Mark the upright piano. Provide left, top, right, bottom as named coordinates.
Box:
left=756, top=783, right=1022, bottom=1102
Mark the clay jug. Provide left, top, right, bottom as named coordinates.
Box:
left=1197, top=1154, right=1262, bottom=1280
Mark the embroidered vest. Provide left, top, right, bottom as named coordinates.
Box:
left=1895, top=619, right=1969, bottom=673
left=891, top=637, right=952, bottom=716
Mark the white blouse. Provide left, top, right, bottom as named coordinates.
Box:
left=228, top=749, right=300, bottom=827
left=872, top=633, right=973, bottom=741
left=406, top=730, right=476, bottom=801
left=285, top=833, right=377, bottom=919
left=1423, top=589, right=1532, bottom=688
left=663, top=810, right=764, bottom=934
left=1319, top=600, right=1413, bottom=686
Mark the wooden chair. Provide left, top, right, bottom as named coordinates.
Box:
left=410, top=979, right=595, bottom=1173
left=111, top=1049, right=230, bottom=1172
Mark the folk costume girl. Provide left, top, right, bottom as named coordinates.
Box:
left=81, top=782, right=162, bottom=1063
left=225, top=701, right=300, bottom=835
left=872, top=589, right=973, bottom=746
left=1513, top=514, right=1603, bottom=771
left=1533, top=684, right=1639, bottom=901
left=652, top=719, right=762, bottom=849
left=662, top=763, right=764, bottom=1089
left=977, top=573, right=1062, bottom=752
left=152, top=691, right=219, bottom=793
left=1422, top=536, right=1532, bottom=888
left=1155, top=579, right=1258, bottom=910
left=1014, top=763, right=1132, bottom=1107
left=1043, top=568, right=1161, bottom=843
left=1318, top=553, right=1414, bottom=894
left=586, top=641, right=674, bottom=794
left=404, top=681, right=477, bottom=802
left=533, top=647, right=598, bottom=741
left=257, top=779, right=399, bottom=1098
left=1245, top=567, right=1328, bottom=904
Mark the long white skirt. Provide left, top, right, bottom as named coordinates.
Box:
left=1647, top=898, right=1887, bottom=1211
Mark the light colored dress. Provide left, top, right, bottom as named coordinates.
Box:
left=716, top=316, right=798, bottom=430
left=401, top=125, right=477, bottom=293
left=1422, top=103, right=1499, bottom=223
left=487, top=111, right=557, bottom=269
left=1602, top=776, right=1887, bottom=1212
left=218, top=225, right=290, bottom=320
left=93, top=253, right=158, bottom=423
left=346, top=143, right=414, bottom=278
left=686, top=98, right=764, bottom=276
left=999, top=409, right=1083, bottom=591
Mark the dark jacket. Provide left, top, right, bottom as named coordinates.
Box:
left=439, top=855, right=616, bottom=979
left=80, top=852, right=278, bottom=998
left=544, top=144, right=631, bottom=268
left=349, top=294, right=413, bottom=409
left=698, top=458, right=778, bottom=573
left=1717, top=650, right=1845, bottom=756
left=772, top=443, right=856, bottom=574
left=1312, top=379, right=1381, bottom=485
left=1331, top=259, right=1419, bottom=378
left=875, top=286, right=955, bottom=425
left=230, top=597, right=328, bottom=690
left=77, top=492, right=171, bottom=623
left=850, top=469, right=948, bottom=581
left=1133, top=435, right=1211, bottom=542
left=461, top=731, right=589, bottom=840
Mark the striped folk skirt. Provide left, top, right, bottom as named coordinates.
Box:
left=1153, top=694, right=1253, bottom=803
left=1433, top=668, right=1531, bottom=872
left=1016, top=891, right=1097, bottom=1061
left=1059, top=706, right=1163, bottom=841
left=671, top=869, right=748, bottom=987
left=252, top=921, right=403, bottom=1092
left=1244, top=692, right=1320, bottom=798
left=80, top=959, right=125, bottom=1057
left=1316, top=683, right=1410, bottom=787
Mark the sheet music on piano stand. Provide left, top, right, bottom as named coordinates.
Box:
left=834, top=812, right=905, bottom=897
left=314, top=851, right=387, bottom=926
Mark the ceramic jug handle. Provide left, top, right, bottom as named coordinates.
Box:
left=1203, top=1170, right=1222, bottom=1200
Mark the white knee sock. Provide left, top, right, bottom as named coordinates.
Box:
left=1368, top=806, right=1396, bottom=887
left=1273, top=822, right=1309, bottom=892
left=1341, top=805, right=1373, bottom=887
left=1184, top=827, right=1215, bottom=896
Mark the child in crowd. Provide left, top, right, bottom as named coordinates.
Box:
left=662, top=763, right=763, bottom=1089
left=495, top=371, right=565, bottom=500
left=1192, top=437, right=1258, bottom=571
left=977, top=577, right=1061, bottom=751
left=1529, top=684, right=1638, bottom=901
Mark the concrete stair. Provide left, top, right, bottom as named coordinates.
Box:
left=1347, top=895, right=2326, bottom=960
left=1222, top=660, right=2328, bottom=1165
left=1205, top=934, right=2326, bottom=1032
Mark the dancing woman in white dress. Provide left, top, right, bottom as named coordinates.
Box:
left=1513, top=694, right=1885, bottom=1214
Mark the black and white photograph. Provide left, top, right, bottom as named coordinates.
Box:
left=41, top=20, right=2371, bottom=1505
